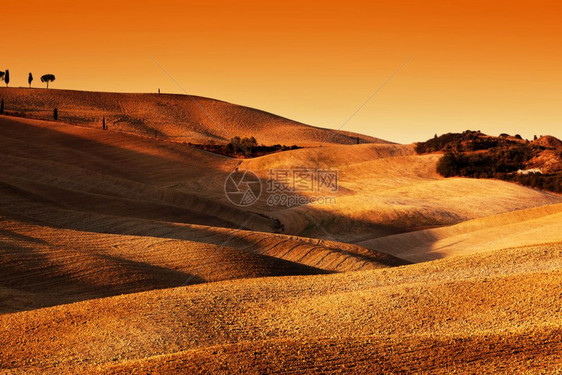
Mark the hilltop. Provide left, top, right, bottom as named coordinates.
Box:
left=0, top=87, right=388, bottom=146
left=534, top=135, right=562, bottom=150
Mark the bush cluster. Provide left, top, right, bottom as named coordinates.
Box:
left=188, top=136, right=299, bottom=158
left=435, top=148, right=560, bottom=192
left=420, top=131, right=560, bottom=193
left=436, top=145, right=542, bottom=178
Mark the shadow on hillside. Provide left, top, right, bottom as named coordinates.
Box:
left=0, top=234, right=206, bottom=314
left=0, top=115, right=409, bottom=282
left=0, top=116, right=417, bottom=254
left=0, top=221, right=336, bottom=314
left=0, top=116, right=277, bottom=232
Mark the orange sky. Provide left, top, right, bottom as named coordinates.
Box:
left=3, top=0, right=561, bottom=143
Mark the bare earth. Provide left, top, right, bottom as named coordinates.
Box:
left=0, top=90, right=560, bottom=373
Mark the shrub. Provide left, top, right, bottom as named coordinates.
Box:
left=434, top=144, right=560, bottom=193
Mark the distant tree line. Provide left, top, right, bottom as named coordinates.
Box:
left=228, top=136, right=258, bottom=155
left=436, top=146, right=540, bottom=178
left=436, top=151, right=561, bottom=192
left=0, top=69, right=55, bottom=88
left=415, top=130, right=526, bottom=154
left=0, top=71, right=57, bottom=119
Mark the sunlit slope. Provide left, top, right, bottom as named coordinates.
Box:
left=0, top=87, right=388, bottom=146
left=242, top=144, right=562, bottom=240
left=0, top=115, right=406, bottom=314
left=0, top=204, right=404, bottom=314
left=0, top=112, right=560, bottom=373
left=1, top=241, right=559, bottom=373
left=3, top=115, right=559, bottom=245
left=360, top=203, right=562, bottom=262
left=241, top=142, right=414, bottom=170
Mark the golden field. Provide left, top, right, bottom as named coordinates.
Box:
left=0, top=88, right=560, bottom=374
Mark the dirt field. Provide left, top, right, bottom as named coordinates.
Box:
left=1, top=242, right=560, bottom=373
left=0, top=87, right=387, bottom=146
left=0, top=94, right=560, bottom=373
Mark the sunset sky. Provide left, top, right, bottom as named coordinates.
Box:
left=3, top=0, right=561, bottom=143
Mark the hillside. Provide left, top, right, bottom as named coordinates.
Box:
left=534, top=135, right=562, bottom=150
left=0, top=214, right=407, bottom=314
left=0, top=241, right=560, bottom=373
left=0, top=87, right=388, bottom=146
left=0, top=115, right=405, bottom=314
left=241, top=143, right=562, bottom=241
left=360, top=203, right=562, bottom=262
left=2, top=115, right=560, bottom=244
left=0, top=107, right=560, bottom=373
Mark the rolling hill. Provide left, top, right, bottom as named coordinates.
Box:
left=0, top=87, right=387, bottom=146
left=2, top=114, right=559, bottom=245
left=0, top=241, right=560, bottom=373
left=241, top=143, right=562, bottom=241
left=0, top=115, right=406, bottom=314
left=360, top=203, right=562, bottom=262
left=0, top=92, right=560, bottom=374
